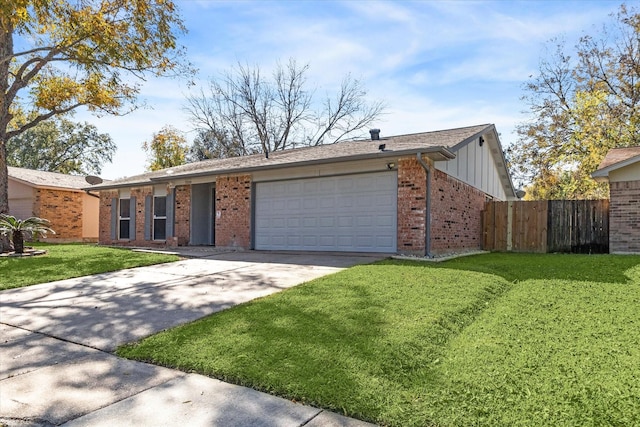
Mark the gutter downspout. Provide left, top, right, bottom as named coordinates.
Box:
left=416, top=153, right=432, bottom=258
left=84, top=190, right=100, bottom=199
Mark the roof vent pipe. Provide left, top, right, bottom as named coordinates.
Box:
left=369, top=129, right=381, bottom=140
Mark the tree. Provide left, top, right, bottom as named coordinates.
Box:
left=187, top=128, right=244, bottom=161
left=0, top=0, right=188, bottom=251
left=185, top=59, right=386, bottom=158
left=508, top=4, right=640, bottom=200
left=143, top=125, right=188, bottom=171
left=7, top=118, right=115, bottom=175
left=0, top=214, right=55, bottom=254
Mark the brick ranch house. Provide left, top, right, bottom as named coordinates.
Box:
left=8, top=166, right=101, bottom=242
left=89, top=124, right=517, bottom=257
left=592, top=146, right=640, bottom=254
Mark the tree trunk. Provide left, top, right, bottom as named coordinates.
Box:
left=0, top=17, right=12, bottom=253
left=12, top=231, right=23, bottom=254
left=0, top=142, right=9, bottom=253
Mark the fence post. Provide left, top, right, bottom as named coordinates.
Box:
left=506, top=201, right=513, bottom=251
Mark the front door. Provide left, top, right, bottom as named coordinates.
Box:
left=190, top=183, right=215, bottom=245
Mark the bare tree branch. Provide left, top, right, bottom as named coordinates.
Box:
left=184, top=59, right=386, bottom=159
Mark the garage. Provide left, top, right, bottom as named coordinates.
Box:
left=254, top=171, right=397, bottom=252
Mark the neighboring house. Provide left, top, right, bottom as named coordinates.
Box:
left=592, top=146, right=640, bottom=254
left=88, top=124, right=517, bottom=256
left=8, top=166, right=101, bottom=242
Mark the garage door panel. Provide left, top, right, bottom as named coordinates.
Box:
left=287, top=217, right=301, bottom=227
left=337, top=216, right=353, bottom=227
left=319, top=235, right=335, bottom=246
left=303, top=235, right=317, bottom=246
left=376, top=215, right=395, bottom=227
left=319, top=216, right=335, bottom=227
left=287, top=235, right=301, bottom=246
left=303, top=198, right=317, bottom=209
left=302, top=217, right=317, bottom=227
left=255, top=172, right=397, bottom=252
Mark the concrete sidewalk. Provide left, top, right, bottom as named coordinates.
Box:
left=0, top=251, right=380, bottom=426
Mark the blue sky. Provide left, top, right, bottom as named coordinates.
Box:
left=78, top=0, right=620, bottom=179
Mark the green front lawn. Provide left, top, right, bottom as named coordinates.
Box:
left=0, top=243, right=179, bottom=290
left=117, top=253, right=640, bottom=426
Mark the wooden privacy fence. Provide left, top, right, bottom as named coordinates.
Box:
left=483, top=200, right=609, bottom=253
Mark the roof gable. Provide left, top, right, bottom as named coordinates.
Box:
left=592, top=146, right=640, bottom=181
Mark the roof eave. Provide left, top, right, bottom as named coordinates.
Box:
left=9, top=176, right=85, bottom=192
left=148, top=147, right=456, bottom=183
left=84, top=146, right=458, bottom=191
left=592, top=153, right=640, bottom=180
left=591, top=173, right=609, bottom=183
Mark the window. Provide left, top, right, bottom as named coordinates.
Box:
left=153, top=196, right=167, bottom=240
left=119, top=198, right=130, bottom=239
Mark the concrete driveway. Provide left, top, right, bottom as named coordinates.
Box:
left=0, top=250, right=380, bottom=427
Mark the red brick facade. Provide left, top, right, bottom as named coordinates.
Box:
left=609, top=180, right=640, bottom=253
left=429, top=169, right=487, bottom=254
left=215, top=175, right=251, bottom=249
left=174, top=185, right=191, bottom=246
left=395, top=157, right=489, bottom=256
left=131, top=187, right=152, bottom=245
left=98, top=165, right=492, bottom=256
left=34, top=189, right=84, bottom=240
left=99, top=190, right=118, bottom=244
left=98, top=185, right=179, bottom=248
left=397, top=157, right=427, bottom=255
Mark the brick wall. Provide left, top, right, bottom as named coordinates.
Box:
left=430, top=169, right=487, bottom=255
left=215, top=175, right=251, bottom=249
left=98, top=190, right=117, bottom=244
left=132, top=187, right=152, bottom=245
left=98, top=186, right=179, bottom=248
left=397, top=157, right=427, bottom=255
left=34, top=189, right=83, bottom=240
left=609, top=180, right=640, bottom=253
left=174, top=185, right=191, bottom=246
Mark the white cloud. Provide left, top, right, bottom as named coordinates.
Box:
left=72, top=0, right=619, bottom=180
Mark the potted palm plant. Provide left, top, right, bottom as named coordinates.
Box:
left=0, top=214, right=55, bottom=254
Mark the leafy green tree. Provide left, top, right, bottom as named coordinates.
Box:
left=0, top=214, right=55, bottom=254
left=0, top=0, right=189, bottom=251
left=7, top=118, right=115, bottom=175
left=143, top=125, right=188, bottom=171
left=509, top=4, right=640, bottom=200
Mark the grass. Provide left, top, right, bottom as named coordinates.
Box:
left=0, top=242, right=179, bottom=290
left=117, top=253, right=640, bottom=426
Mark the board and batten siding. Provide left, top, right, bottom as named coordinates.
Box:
left=434, top=137, right=507, bottom=200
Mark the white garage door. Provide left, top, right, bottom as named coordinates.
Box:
left=255, top=172, right=397, bottom=253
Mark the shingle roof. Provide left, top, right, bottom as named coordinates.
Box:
left=89, top=124, right=494, bottom=190
left=596, top=146, right=640, bottom=170
left=592, top=146, right=640, bottom=181
left=8, top=166, right=101, bottom=190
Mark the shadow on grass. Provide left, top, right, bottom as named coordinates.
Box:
left=0, top=244, right=178, bottom=290
left=383, top=252, right=640, bottom=284
left=1, top=258, right=310, bottom=424
left=117, top=265, right=513, bottom=426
